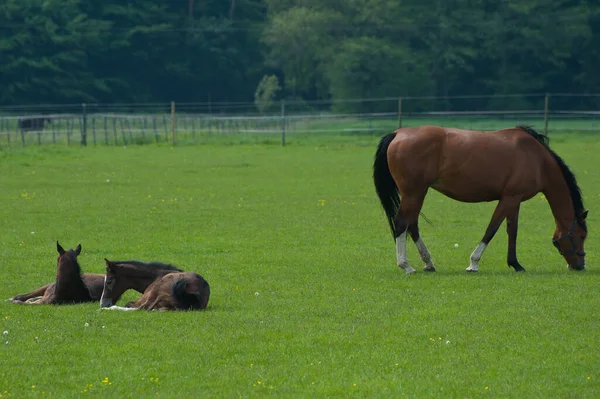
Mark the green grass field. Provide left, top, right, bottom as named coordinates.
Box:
left=1, top=130, right=599, bottom=398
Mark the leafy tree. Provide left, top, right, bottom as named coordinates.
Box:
left=262, top=7, right=342, bottom=100
left=0, top=0, right=111, bottom=104
left=327, top=37, right=432, bottom=112
left=254, top=74, right=281, bottom=113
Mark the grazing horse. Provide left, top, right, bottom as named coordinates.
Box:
left=106, top=272, right=210, bottom=311
left=373, top=125, right=588, bottom=273
left=12, top=242, right=93, bottom=304
left=99, top=259, right=184, bottom=307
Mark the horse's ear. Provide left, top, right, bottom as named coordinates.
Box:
left=57, top=241, right=65, bottom=255
left=75, top=244, right=82, bottom=255
left=580, top=210, right=588, bottom=221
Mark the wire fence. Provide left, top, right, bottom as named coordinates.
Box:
left=1, top=93, right=599, bottom=147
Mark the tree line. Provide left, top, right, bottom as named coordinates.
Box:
left=1, top=0, right=599, bottom=111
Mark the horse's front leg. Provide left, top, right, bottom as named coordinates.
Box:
left=506, top=205, right=525, bottom=272
left=467, top=196, right=520, bottom=272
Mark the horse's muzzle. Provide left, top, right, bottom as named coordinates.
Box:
left=568, top=263, right=586, bottom=271
left=100, top=298, right=114, bottom=307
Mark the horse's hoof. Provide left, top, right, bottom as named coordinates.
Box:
left=399, top=263, right=417, bottom=274
left=423, top=265, right=436, bottom=272
left=465, top=266, right=478, bottom=273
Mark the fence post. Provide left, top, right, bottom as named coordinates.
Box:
left=19, top=118, right=25, bottom=147
left=281, top=99, right=286, bottom=147
left=397, top=97, right=403, bottom=128
left=171, top=101, right=176, bottom=145
left=81, top=103, right=87, bottom=146
left=544, top=93, right=549, bottom=136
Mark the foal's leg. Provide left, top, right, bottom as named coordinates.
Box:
left=11, top=283, right=53, bottom=303
left=467, top=197, right=520, bottom=272
left=105, top=305, right=138, bottom=311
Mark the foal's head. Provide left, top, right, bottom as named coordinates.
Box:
left=552, top=211, right=588, bottom=270
left=100, top=259, right=127, bottom=308
left=56, top=242, right=82, bottom=272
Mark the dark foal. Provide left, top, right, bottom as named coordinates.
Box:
left=12, top=242, right=93, bottom=304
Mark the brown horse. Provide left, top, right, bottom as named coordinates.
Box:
left=373, top=125, right=588, bottom=273
left=104, top=270, right=210, bottom=312
left=12, top=242, right=94, bottom=304
left=99, top=259, right=184, bottom=307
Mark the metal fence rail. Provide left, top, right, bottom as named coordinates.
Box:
left=1, top=94, right=599, bottom=147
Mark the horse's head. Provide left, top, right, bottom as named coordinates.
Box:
left=552, top=211, right=588, bottom=270
left=100, top=259, right=125, bottom=308
left=56, top=241, right=82, bottom=264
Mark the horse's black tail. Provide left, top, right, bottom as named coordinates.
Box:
left=171, top=275, right=210, bottom=310
left=373, top=133, right=400, bottom=238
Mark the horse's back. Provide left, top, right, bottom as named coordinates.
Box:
left=387, top=126, right=550, bottom=202
left=82, top=273, right=106, bottom=300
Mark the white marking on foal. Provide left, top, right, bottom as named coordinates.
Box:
left=103, top=305, right=138, bottom=311
left=99, top=275, right=112, bottom=308
left=467, top=242, right=488, bottom=272
left=415, top=237, right=436, bottom=271
left=396, top=232, right=416, bottom=274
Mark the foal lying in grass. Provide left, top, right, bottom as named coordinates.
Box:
left=101, top=259, right=210, bottom=311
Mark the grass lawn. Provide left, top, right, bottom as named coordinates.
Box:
left=0, top=129, right=599, bottom=398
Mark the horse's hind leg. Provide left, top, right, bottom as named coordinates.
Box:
left=408, top=223, right=436, bottom=272
left=394, top=193, right=428, bottom=274
left=395, top=231, right=416, bottom=274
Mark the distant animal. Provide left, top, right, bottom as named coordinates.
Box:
left=107, top=271, right=211, bottom=311
left=11, top=242, right=94, bottom=304
left=18, top=117, right=51, bottom=132
left=373, top=125, right=587, bottom=273
left=99, top=259, right=184, bottom=308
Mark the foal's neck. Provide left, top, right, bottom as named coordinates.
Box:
left=120, top=264, right=176, bottom=292
left=55, top=260, right=86, bottom=294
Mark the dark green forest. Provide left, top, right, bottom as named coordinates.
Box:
left=1, top=0, right=599, bottom=109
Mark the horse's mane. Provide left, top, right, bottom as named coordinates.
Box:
left=112, top=260, right=183, bottom=272
left=517, top=125, right=587, bottom=231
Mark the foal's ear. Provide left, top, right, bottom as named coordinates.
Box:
left=75, top=244, right=82, bottom=256
left=104, top=258, right=117, bottom=272
left=57, top=241, right=65, bottom=255
left=580, top=210, right=589, bottom=221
